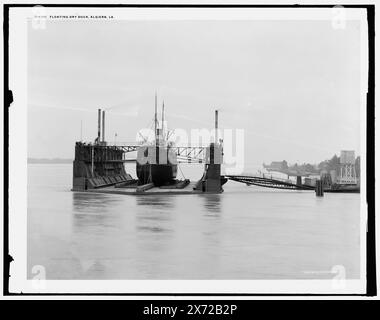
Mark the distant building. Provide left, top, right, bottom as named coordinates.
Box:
left=337, top=150, right=357, bottom=185
left=264, top=160, right=288, bottom=171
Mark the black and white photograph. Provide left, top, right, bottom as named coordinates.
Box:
left=3, top=3, right=376, bottom=299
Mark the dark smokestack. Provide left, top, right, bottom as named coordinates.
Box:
left=102, top=110, right=105, bottom=142
left=97, top=108, right=101, bottom=143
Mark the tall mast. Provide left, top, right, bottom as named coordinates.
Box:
left=215, top=109, right=218, bottom=144
left=162, top=100, right=165, bottom=140
left=154, top=92, right=158, bottom=144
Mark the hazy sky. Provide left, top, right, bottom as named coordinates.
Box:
left=28, top=19, right=362, bottom=165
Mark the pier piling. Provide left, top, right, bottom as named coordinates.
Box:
left=315, top=179, right=324, bottom=197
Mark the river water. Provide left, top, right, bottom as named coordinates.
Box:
left=27, top=163, right=360, bottom=280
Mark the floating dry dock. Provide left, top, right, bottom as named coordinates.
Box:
left=72, top=108, right=225, bottom=195
left=72, top=140, right=226, bottom=195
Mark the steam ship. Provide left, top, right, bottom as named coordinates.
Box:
left=136, top=95, right=178, bottom=186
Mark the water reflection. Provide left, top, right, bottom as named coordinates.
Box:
left=135, top=195, right=176, bottom=235
left=71, top=192, right=123, bottom=232
left=202, top=194, right=222, bottom=216
left=72, top=192, right=122, bottom=212
left=135, top=195, right=175, bottom=209
left=137, top=225, right=172, bottom=233
left=82, top=260, right=107, bottom=279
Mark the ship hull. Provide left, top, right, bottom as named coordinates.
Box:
left=136, top=146, right=177, bottom=186
left=136, top=163, right=177, bottom=186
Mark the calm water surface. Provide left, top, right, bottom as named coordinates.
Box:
left=27, top=164, right=360, bottom=280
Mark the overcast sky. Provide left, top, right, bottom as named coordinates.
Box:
left=27, top=19, right=362, bottom=165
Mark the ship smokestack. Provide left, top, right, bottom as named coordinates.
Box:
left=102, top=110, right=105, bottom=142
left=97, top=108, right=101, bottom=143
left=215, top=109, right=218, bottom=144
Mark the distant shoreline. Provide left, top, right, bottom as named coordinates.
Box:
left=28, top=158, right=73, bottom=164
